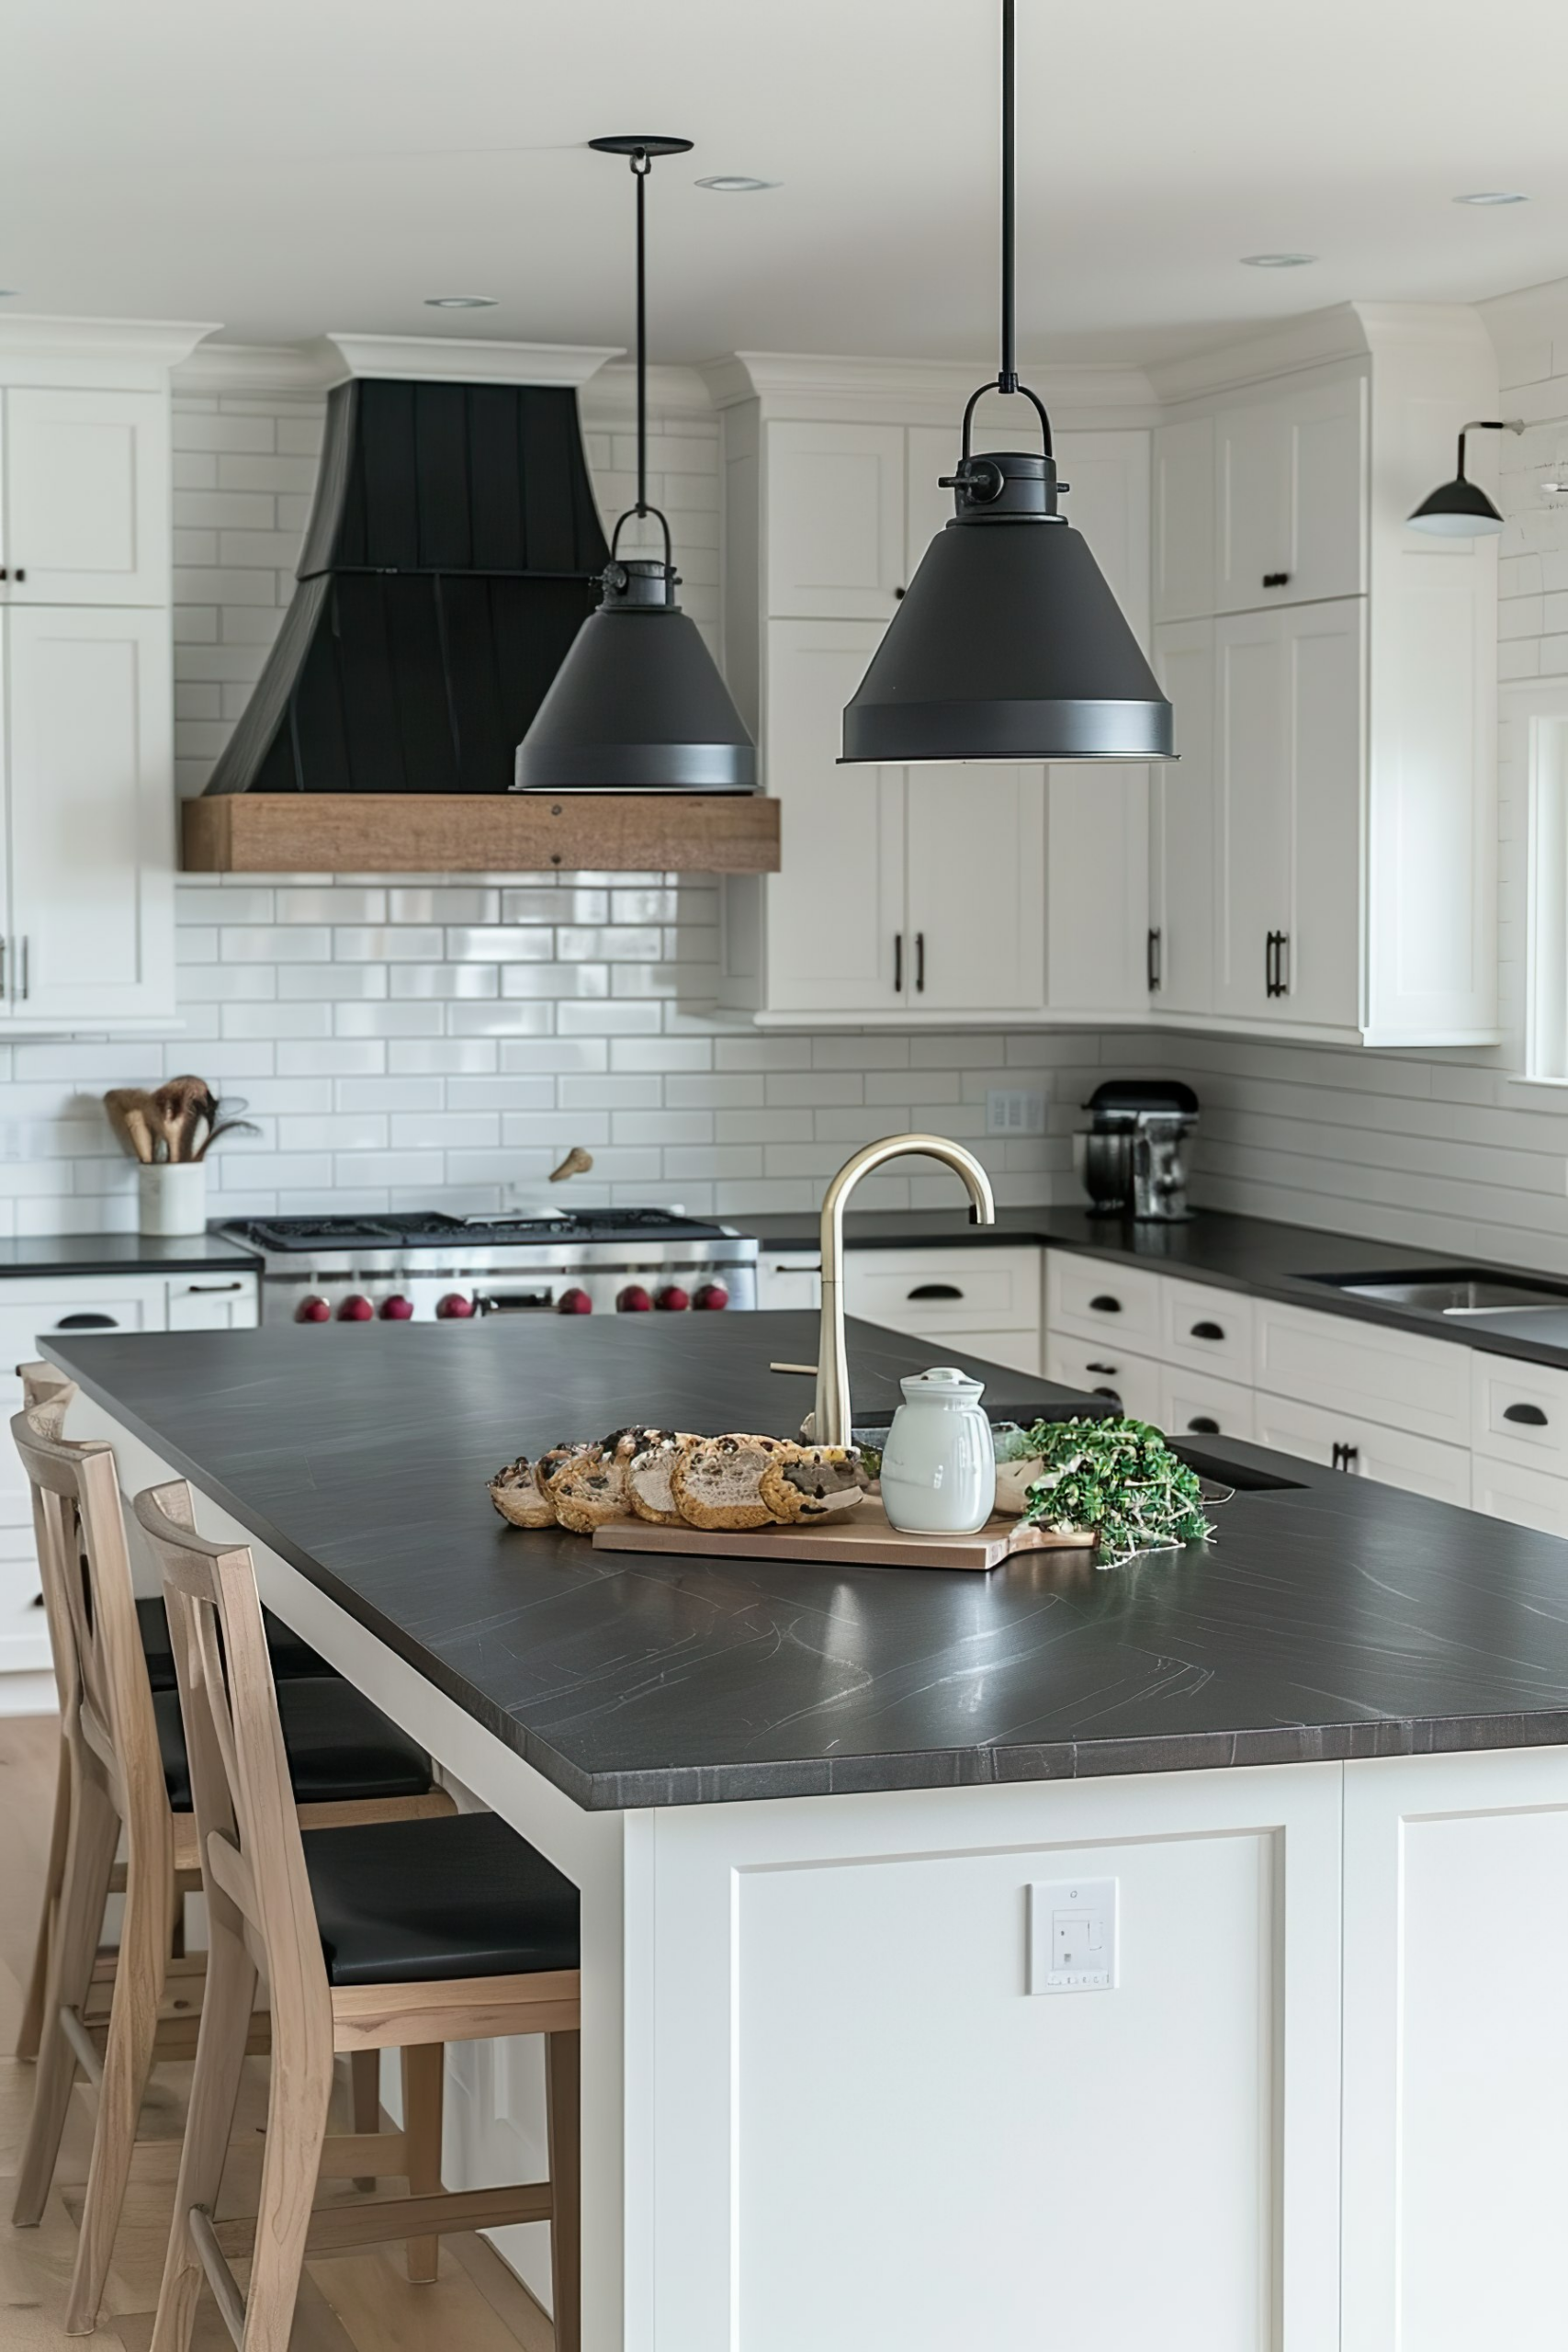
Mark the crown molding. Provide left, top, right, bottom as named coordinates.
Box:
left=175, top=338, right=340, bottom=394
left=700, top=349, right=1160, bottom=428
left=0, top=312, right=220, bottom=389
left=580, top=360, right=716, bottom=424
left=325, top=333, right=622, bottom=388
left=1479, top=271, right=1568, bottom=327
left=1147, top=305, right=1373, bottom=405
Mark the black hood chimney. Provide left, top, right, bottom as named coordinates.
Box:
left=205, top=373, right=610, bottom=795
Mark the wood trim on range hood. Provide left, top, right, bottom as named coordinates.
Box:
left=181, top=794, right=781, bottom=876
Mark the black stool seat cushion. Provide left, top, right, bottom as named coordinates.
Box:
left=138, top=1596, right=336, bottom=1691
left=301, top=1811, right=581, bottom=1986
left=155, top=1678, right=432, bottom=1812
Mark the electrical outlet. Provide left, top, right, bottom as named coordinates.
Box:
left=1028, top=1877, right=1118, bottom=1995
left=986, top=1088, right=1045, bottom=1137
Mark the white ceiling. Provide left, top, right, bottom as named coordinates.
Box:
left=6, top=0, right=1566, bottom=366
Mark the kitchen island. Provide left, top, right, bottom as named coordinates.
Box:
left=43, top=1314, right=1568, bottom=2352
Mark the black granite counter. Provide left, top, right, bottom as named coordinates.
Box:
left=743, top=1204, right=1568, bottom=1368
left=41, top=1314, right=1568, bottom=1810
left=0, top=1232, right=259, bottom=1277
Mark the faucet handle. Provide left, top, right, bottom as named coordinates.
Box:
left=770, top=1361, right=819, bottom=1374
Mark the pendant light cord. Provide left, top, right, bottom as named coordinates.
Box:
left=953, top=0, right=1051, bottom=467
left=607, top=145, right=673, bottom=576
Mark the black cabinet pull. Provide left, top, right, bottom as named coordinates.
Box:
left=1190, top=1320, right=1225, bottom=1341
left=1331, top=1440, right=1360, bottom=1473
left=908, top=1282, right=963, bottom=1301
left=894, top=585, right=906, bottom=600
left=1266, top=931, right=1291, bottom=999
left=13, top=569, right=24, bottom=583
left=1262, top=570, right=1291, bottom=588
left=893, top=933, right=903, bottom=993
left=186, top=1281, right=243, bottom=1294
left=1085, top=1361, right=1119, bottom=1375
left=1146, top=926, right=1162, bottom=991
left=915, top=931, right=926, bottom=993
left=1503, top=1402, right=1549, bottom=1427
left=1091, top=1386, right=1122, bottom=1403
left=1089, top=1294, right=1122, bottom=1314
left=55, top=1312, right=118, bottom=1330
left=1187, top=1416, right=1221, bottom=1434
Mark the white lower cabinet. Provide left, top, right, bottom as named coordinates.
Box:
left=1255, top=1300, right=1471, bottom=1447
left=1469, top=1453, right=1568, bottom=1537
left=844, top=1246, right=1043, bottom=1381
left=1045, top=1338, right=1163, bottom=1424
left=1252, top=1390, right=1472, bottom=1508
left=1159, top=1365, right=1256, bottom=1443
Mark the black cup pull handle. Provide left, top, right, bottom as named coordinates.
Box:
left=55, top=1313, right=118, bottom=1329
left=1187, top=1416, right=1221, bottom=1434
left=1504, top=1402, right=1549, bottom=1427
left=1091, top=1386, right=1122, bottom=1403
left=1190, top=1320, right=1225, bottom=1341
left=908, top=1282, right=963, bottom=1301
left=1089, top=1294, right=1122, bottom=1313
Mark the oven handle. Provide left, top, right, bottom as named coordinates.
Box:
left=475, top=1290, right=558, bottom=1314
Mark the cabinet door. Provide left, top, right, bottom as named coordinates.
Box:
left=1159, top=1365, right=1257, bottom=1444
left=763, top=620, right=904, bottom=1012
left=5, top=605, right=175, bottom=1023
left=906, top=765, right=1044, bottom=1013
left=165, top=1274, right=259, bottom=1329
left=765, top=423, right=906, bottom=619
left=1153, top=416, right=1215, bottom=623
left=1149, top=619, right=1215, bottom=1015
left=1213, top=610, right=1289, bottom=1018
left=1280, top=598, right=1363, bottom=1031
left=1216, top=376, right=1366, bottom=613
left=905, top=424, right=956, bottom=589
left=1045, top=1336, right=1164, bottom=1422
left=3, top=389, right=168, bottom=605
left=1253, top=1390, right=1471, bottom=1507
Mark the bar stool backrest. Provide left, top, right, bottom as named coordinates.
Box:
left=132, top=1479, right=333, bottom=2041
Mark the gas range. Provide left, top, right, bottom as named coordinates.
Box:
left=214, top=1209, right=759, bottom=1325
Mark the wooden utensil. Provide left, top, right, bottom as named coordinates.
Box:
left=102, top=1087, right=160, bottom=1164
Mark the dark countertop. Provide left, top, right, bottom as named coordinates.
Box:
left=0, top=1232, right=260, bottom=1277
left=43, top=1313, right=1568, bottom=1810
left=742, top=1204, right=1568, bottom=1369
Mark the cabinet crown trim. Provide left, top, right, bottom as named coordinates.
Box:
left=703, top=349, right=1157, bottom=422
left=0, top=314, right=219, bottom=376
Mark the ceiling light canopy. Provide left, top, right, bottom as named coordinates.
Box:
left=1407, top=416, right=1524, bottom=537
left=513, top=137, right=756, bottom=795
left=1453, top=190, right=1528, bottom=206
left=840, top=0, right=1172, bottom=767
left=424, top=295, right=498, bottom=309
left=695, top=175, right=779, bottom=192
left=1240, top=252, right=1317, bottom=268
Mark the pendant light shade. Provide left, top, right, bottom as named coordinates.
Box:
left=1407, top=418, right=1523, bottom=538
left=514, top=136, right=756, bottom=795
left=840, top=0, right=1172, bottom=768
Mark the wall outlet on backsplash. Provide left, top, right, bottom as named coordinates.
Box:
left=987, top=1089, right=1047, bottom=1137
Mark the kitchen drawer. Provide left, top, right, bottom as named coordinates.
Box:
left=756, top=1251, right=821, bottom=1312
left=1471, top=1453, right=1568, bottom=1539
left=166, top=1272, right=259, bottom=1330
left=846, top=1246, right=1042, bottom=1335
left=1158, top=1365, right=1256, bottom=1444
left=1045, top=1337, right=1163, bottom=1424
left=1160, top=1278, right=1255, bottom=1384
left=933, top=1329, right=1043, bottom=1378
left=1470, top=1350, right=1568, bottom=1476
left=1254, top=1301, right=1470, bottom=1446
left=0, top=1275, right=167, bottom=1362
left=1046, top=1251, right=1163, bottom=1351
left=1253, top=1389, right=1472, bottom=1507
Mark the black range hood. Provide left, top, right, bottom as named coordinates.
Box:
left=205, top=375, right=610, bottom=796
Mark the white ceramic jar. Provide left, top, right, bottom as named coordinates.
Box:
left=879, top=1365, right=994, bottom=1534
left=139, top=1162, right=208, bottom=1238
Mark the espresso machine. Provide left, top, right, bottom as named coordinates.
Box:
left=1074, top=1080, right=1199, bottom=1222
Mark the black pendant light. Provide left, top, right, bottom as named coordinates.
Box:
left=840, top=1, right=1173, bottom=766
left=514, top=136, right=756, bottom=794
left=1407, top=418, right=1524, bottom=537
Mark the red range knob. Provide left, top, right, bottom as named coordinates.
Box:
left=693, top=1282, right=729, bottom=1311
left=296, top=1295, right=331, bottom=1323
left=380, top=1295, right=414, bottom=1320
left=617, top=1283, right=653, bottom=1313
left=338, top=1295, right=375, bottom=1321
left=435, top=1292, right=476, bottom=1319
left=557, top=1287, right=593, bottom=1316
left=654, top=1283, right=690, bottom=1312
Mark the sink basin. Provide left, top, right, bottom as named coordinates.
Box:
left=1307, top=1270, right=1568, bottom=1316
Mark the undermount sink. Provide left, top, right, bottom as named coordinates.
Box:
left=1307, top=1270, right=1568, bottom=1317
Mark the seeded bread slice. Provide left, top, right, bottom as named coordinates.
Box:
left=671, top=1434, right=787, bottom=1531
left=759, top=1443, right=865, bottom=1523
left=626, top=1432, right=700, bottom=1526
left=488, top=1457, right=557, bottom=1528
left=550, top=1459, right=633, bottom=1535
left=534, top=1441, right=592, bottom=1502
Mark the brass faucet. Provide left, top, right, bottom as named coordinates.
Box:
left=809, top=1134, right=997, bottom=1446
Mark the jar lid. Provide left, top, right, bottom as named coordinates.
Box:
left=899, top=1364, right=985, bottom=1402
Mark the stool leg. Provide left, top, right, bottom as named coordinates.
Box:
left=12, top=1767, right=118, bottom=2227
left=17, top=1737, right=71, bottom=2061
left=349, top=2050, right=380, bottom=2191
left=224, top=1960, right=332, bottom=2352
left=148, top=1915, right=255, bottom=2352
left=546, top=2030, right=581, bottom=2352
left=400, top=2042, right=444, bottom=2282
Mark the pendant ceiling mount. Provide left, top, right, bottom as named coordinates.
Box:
left=840, top=0, right=1174, bottom=767
left=514, top=135, right=756, bottom=794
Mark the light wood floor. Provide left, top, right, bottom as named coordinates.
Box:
left=0, top=1713, right=554, bottom=2352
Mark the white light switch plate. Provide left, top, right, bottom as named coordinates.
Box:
left=1028, top=1876, right=1118, bottom=1994
left=986, top=1087, right=1046, bottom=1136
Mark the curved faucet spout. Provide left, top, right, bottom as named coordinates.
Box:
left=815, top=1133, right=997, bottom=1448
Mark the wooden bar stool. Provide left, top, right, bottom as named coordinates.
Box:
left=136, top=1477, right=581, bottom=2352
left=8, top=1395, right=456, bottom=2336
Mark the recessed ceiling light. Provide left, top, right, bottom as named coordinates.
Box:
left=1454, top=190, right=1529, bottom=206
left=695, top=175, right=779, bottom=193
left=423, top=295, right=498, bottom=310
left=1240, top=252, right=1317, bottom=268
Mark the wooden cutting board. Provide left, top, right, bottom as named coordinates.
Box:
left=591, top=1498, right=1096, bottom=1572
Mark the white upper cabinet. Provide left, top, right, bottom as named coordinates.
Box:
left=1153, top=416, right=1216, bottom=623
left=906, top=765, right=1044, bottom=1015
left=1149, top=618, right=1215, bottom=1016
left=765, top=423, right=908, bottom=619
left=2, top=388, right=169, bottom=605
left=1214, top=374, right=1366, bottom=613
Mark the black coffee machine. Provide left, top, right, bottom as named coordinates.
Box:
left=1074, top=1080, right=1199, bottom=1222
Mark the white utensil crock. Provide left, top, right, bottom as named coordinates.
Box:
left=879, top=1365, right=993, bottom=1534
left=139, top=1162, right=208, bottom=1238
